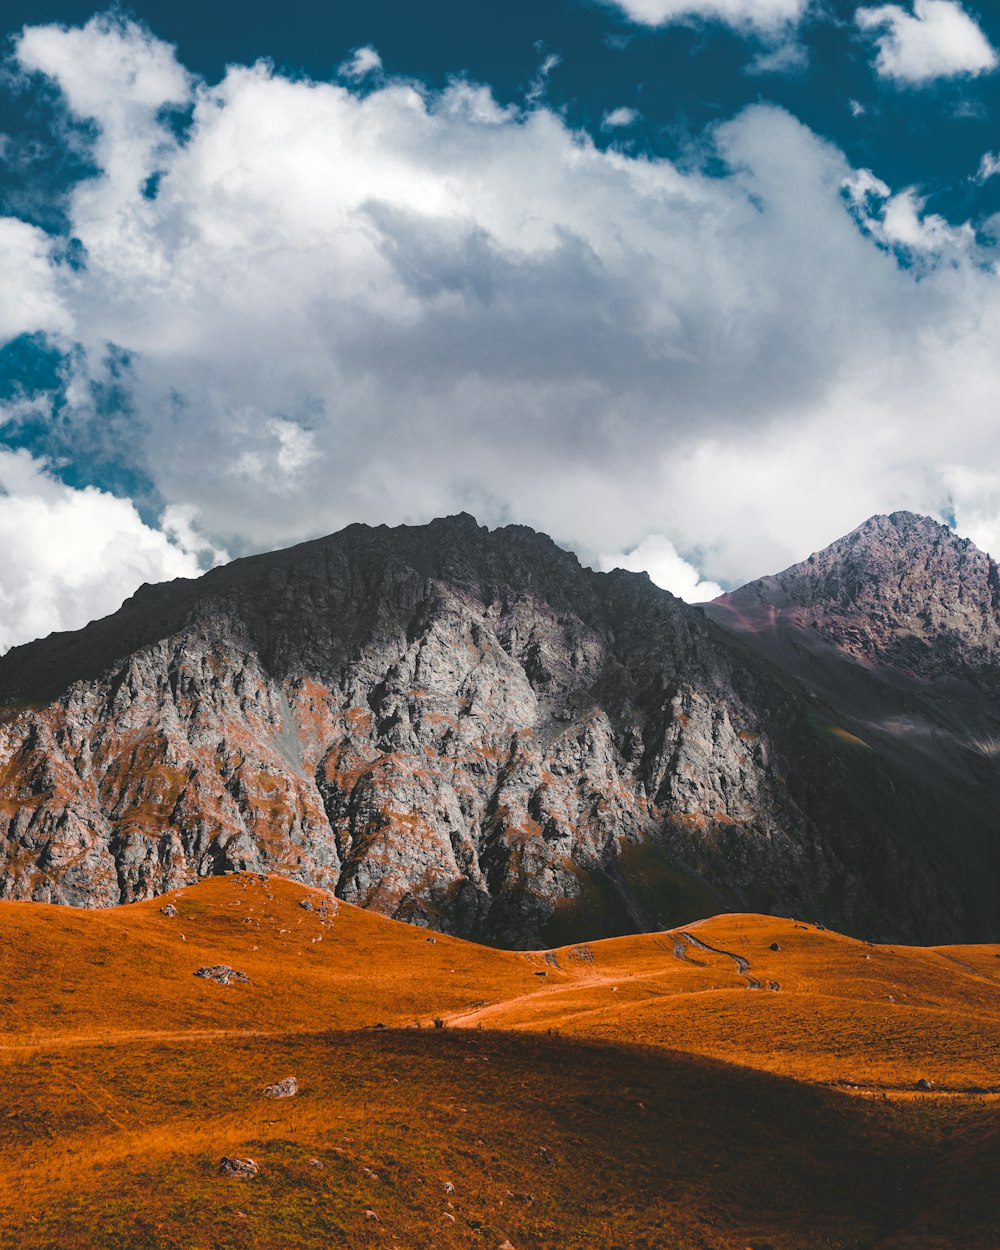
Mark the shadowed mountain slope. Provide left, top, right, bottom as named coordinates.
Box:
left=2, top=512, right=1000, bottom=943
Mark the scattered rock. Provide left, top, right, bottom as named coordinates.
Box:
left=506, top=1191, right=534, bottom=1204
left=262, top=1076, right=298, bottom=1099
left=195, top=965, right=249, bottom=986
left=916, top=1078, right=935, bottom=1091
left=443, top=1212, right=456, bottom=1223
left=426, top=937, right=437, bottom=944
left=219, top=1156, right=258, bottom=1179
left=160, top=903, right=177, bottom=917
left=769, top=942, right=781, bottom=951
left=498, top=1240, right=516, bottom=1249
left=443, top=1181, right=455, bottom=1194
left=299, top=899, right=314, bottom=911
left=364, top=1209, right=380, bottom=1222
left=433, top=1017, right=445, bottom=1029
left=308, top=1158, right=323, bottom=1168
left=538, top=1146, right=555, bottom=1165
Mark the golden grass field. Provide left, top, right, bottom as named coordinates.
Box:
left=2, top=873, right=999, bottom=1248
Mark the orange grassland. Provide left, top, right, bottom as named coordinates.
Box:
left=1, top=872, right=999, bottom=1249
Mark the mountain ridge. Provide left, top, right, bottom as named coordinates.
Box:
left=1, top=509, right=999, bottom=945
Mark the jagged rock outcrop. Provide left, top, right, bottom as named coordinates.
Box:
left=1, top=512, right=999, bottom=945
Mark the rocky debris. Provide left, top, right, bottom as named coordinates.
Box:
left=299, top=899, right=314, bottom=911
left=308, top=1158, right=323, bottom=1168
left=498, top=1240, right=516, bottom=1249
left=364, top=1210, right=380, bottom=1223
left=506, top=1191, right=534, bottom=1204
left=538, top=1146, right=555, bottom=1165
left=443, top=1181, right=455, bottom=1195
left=194, top=965, right=249, bottom=986
left=262, top=1077, right=298, bottom=1099
left=1, top=511, right=999, bottom=945
left=915, top=1078, right=935, bottom=1091
left=769, top=942, right=781, bottom=951
left=160, top=904, right=177, bottom=917
left=219, top=1157, right=258, bottom=1179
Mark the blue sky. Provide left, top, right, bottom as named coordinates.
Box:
left=2, top=0, right=1000, bottom=648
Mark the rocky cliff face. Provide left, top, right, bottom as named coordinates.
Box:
left=1, top=513, right=998, bottom=945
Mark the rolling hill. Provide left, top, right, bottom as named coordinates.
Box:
left=2, top=874, right=999, bottom=1249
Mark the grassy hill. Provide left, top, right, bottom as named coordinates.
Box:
left=2, top=874, right=999, bottom=1248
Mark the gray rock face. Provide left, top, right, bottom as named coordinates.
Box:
left=262, top=1077, right=298, bottom=1099
left=194, top=965, right=250, bottom=986
left=219, top=1157, right=258, bottom=1179
left=1, top=512, right=999, bottom=945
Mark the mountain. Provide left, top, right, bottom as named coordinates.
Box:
left=708, top=511, right=1000, bottom=684
left=705, top=511, right=1000, bottom=937
left=1, top=511, right=999, bottom=945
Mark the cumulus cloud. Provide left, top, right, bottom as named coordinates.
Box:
left=0, top=218, right=70, bottom=344
left=338, top=46, right=382, bottom=80
left=599, top=536, right=723, bottom=601
left=602, top=106, right=639, bottom=128
left=975, top=150, right=1000, bottom=182
left=844, top=169, right=975, bottom=256
left=0, top=449, right=204, bottom=652
left=856, top=1, right=997, bottom=85
left=603, top=0, right=807, bottom=32
left=8, top=15, right=1000, bottom=641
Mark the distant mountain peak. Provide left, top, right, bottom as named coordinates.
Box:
left=714, top=510, right=1000, bottom=682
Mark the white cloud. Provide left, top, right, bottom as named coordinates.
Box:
left=599, top=536, right=723, bottom=601
left=0, top=449, right=202, bottom=652
left=8, top=16, right=1000, bottom=640
left=975, top=150, right=1000, bottom=182
left=603, top=106, right=639, bottom=128
left=604, top=0, right=808, bottom=33
left=747, top=39, right=809, bottom=73
left=856, top=1, right=997, bottom=85
left=844, top=170, right=975, bottom=255
left=0, top=217, right=70, bottom=344
left=338, top=46, right=382, bottom=80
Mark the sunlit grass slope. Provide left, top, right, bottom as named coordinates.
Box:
left=2, top=873, right=999, bottom=1249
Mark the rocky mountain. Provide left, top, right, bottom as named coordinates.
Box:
left=709, top=511, right=1000, bottom=685
left=1, top=511, right=999, bottom=946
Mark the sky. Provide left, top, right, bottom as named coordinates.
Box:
left=2, top=0, right=1000, bottom=649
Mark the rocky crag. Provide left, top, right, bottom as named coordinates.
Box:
left=1, top=512, right=998, bottom=946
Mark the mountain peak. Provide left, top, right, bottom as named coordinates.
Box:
left=715, top=511, right=1000, bottom=680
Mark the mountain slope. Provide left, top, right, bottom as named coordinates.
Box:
left=1, top=512, right=999, bottom=943
left=705, top=511, right=1000, bottom=945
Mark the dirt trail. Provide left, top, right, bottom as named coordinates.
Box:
left=665, top=934, right=707, bottom=966
left=679, top=932, right=767, bottom=989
